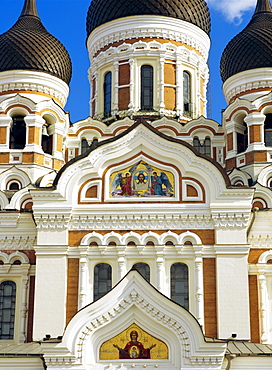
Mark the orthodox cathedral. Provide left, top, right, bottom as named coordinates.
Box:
left=1, top=0, right=272, bottom=368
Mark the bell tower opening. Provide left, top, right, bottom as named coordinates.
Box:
left=9, top=115, right=26, bottom=150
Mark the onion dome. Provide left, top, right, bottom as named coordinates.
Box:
left=220, top=0, right=272, bottom=82
left=86, top=0, right=210, bottom=37
left=0, top=0, right=72, bottom=84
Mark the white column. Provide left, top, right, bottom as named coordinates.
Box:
left=78, top=252, right=88, bottom=309
left=128, top=58, right=135, bottom=114
left=196, top=68, right=200, bottom=118
left=258, top=268, right=268, bottom=343
left=19, top=273, right=29, bottom=342
left=194, top=250, right=204, bottom=327
left=175, top=58, right=182, bottom=116
left=118, top=248, right=127, bottom=280
left=156, top=248, right=165, bottom=294
left=113, top=61, right=119, bottom=114
left=0, top=116, right=12, bottom=150
left=159, top=57, right=165, bottom=114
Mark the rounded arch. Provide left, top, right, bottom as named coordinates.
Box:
left=0, top=252, right=9, bottom=264
left=178, top=231, right=202, bottom=245
left=103, top=232, right=122, bottom=246
left=258, top=250, right=272, bottom=264
left=8, top=251, right=29, bottom=265
left=0, top=167, right=31, bottom=192
left=122, top=232, right=141, bottom=246
left=140, top=232, right=159, bottom=245
left=81, top=232, right=103, bottom=246
left=0, top=191, right=9, bottom=210
left=160, top=231, right=179, bottom=245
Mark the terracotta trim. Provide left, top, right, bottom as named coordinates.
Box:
left=249, top=275, right=260, bottom=343
left=203, top=258, right=217, bottom=338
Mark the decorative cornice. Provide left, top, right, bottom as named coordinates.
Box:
left=0, top=70, right=69, bottom=107
left=0, top=236, right=36, bottom=250
left=87, top=16, right=210, bottom=61
left=35, top=215, right=71, bottom=230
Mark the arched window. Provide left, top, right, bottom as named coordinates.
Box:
left=141, top=65, right=153, bottom=111
left=193, top=137, right=211, bottom=156
left=237, top=122, right=248, bottom=153
left=8, top=182, right=20, bottom=191
left=203, top=137, right=211, bottom=156
left=193, top=137, right=201, bottom=152
left=132, top=263, right=150, bottom=282
left=41, top=124, right=53, bottom=155
left=94, top=263, right=112, bottom=301
left=81, top=139, right=89, bottom=154
left=170, top=263, right=189, bottom=310
left=104, top=72, right=112, bottom=118
left=264, top=113, right=272, bottom=147
left=183, top=71, right=191, bottom=116
left=10, top=116, right=26, bottom=149
left=0, top=281, right=16, bottom=340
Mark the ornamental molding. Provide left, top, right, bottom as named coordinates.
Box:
left=91, top=40, right=207, bottom=73
left=35, top=215, right=71, bottom=230
left=223, top=68, right=272, bottom=104
left=70, top=214, right=214, bottom=230
left=0, top=236, right=36, bottom=250
left=87, top=16, right=210, bottom=61
left=248, top=234, right=272, bottom=248
left=74, top=289, right=224, bottom=368
left=69, top=213, right=249, bottom=231
left=0, top=70, right=69, bottom=107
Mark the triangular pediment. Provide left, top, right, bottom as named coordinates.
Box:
left=42, top=270, right=226, bottom=369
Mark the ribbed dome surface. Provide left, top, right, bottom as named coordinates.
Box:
left=0, top=13, right=72, bottom=84
left=86, top=0, right=210, bottom=37
left=220, top=1, right=272, bottom=82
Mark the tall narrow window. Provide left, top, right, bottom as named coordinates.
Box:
left=141, top=65, right=153, bottom=111
left=193, top=137, right=201, bottom=152
left=41, top=125, right=53, bottom=155
left=203, top=137, right=211, bottom=156
left=170, top=263, right=189, bottom=310
left=264, top=114, right=272, bottom=147
left=237, top=122, right=248, bottom=153
left=132, top=263, right=150, bottom=282
left=94, top=263, right=112, bottom=301
left=10, top=116, right=26, bottom=149
left=104, top=72, right=112, bottom=118
left=183, top=71, right=191, bottom=116
left=81, top=138, right=89, bottom=154
left=0, top=281, right=16, bottom=340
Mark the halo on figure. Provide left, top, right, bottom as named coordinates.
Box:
left=126, top=326, right=142, bottom=341
left=135, top=171, right=148, bottom=180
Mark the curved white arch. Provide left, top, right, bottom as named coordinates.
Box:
left=160, top=231, right=179, bottom=245
left=178, top=231, right=202, bottom=245
left=80, top=232, right=103, bottom=246
left=258, top=250, right=272, bottom=264
left=9, top=251, right=30, bottom=264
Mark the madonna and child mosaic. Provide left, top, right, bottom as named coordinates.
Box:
left=100, top=324, right=168, bottom=360
left=110, top=161, right=174, bottom=197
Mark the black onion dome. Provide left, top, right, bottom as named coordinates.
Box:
left=0, top=0, right=72, bottom=84
left=86, top=0, right=210, bottom=37
left=220, top=0, right=272, bottom=82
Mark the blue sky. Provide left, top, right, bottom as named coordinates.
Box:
left=1, top=0, right=258, bottom=124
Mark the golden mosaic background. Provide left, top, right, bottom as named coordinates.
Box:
left=100, top=323, right=168, bottom=360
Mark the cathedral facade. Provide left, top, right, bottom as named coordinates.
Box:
left=0, top=0, right=272, bottom=369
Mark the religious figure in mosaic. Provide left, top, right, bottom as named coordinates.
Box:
left=110, top=161, right=174, bottom=197
left=113, top=330, right=156, bottom=359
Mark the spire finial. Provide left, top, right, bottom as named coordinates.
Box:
left=20, top=0, right=39, bottom=18
left=254, top=0, right=272, bottom=14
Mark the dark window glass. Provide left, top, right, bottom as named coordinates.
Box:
left=193, top=137, right=201, bottom=151
left=141, top=65, right=153, bottom=111
left=10, top=116, right=26, bottom=149
left=183, top=71, right=191, bottom=116
left=0, top=281, right=16, bottom=340
left=203, top=137, right=211, bottom=156
left=170, top=263, right=189, bottom=310
left=81, top=139, right=89, bottom=154
left=9, top=182, right=20, bottom=191
left=41, top=125, right=53, bottom=155
left=94, top=263, right=112, bottom=301
left=104, top=72, right=112, bottom=118
left=193, top=137, right=211, bottom=157
left=132, top=263, right=150, bottom=282
left=264, top=114, right=272, bottom=147
left=237, top=122, right=248, bottom=154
